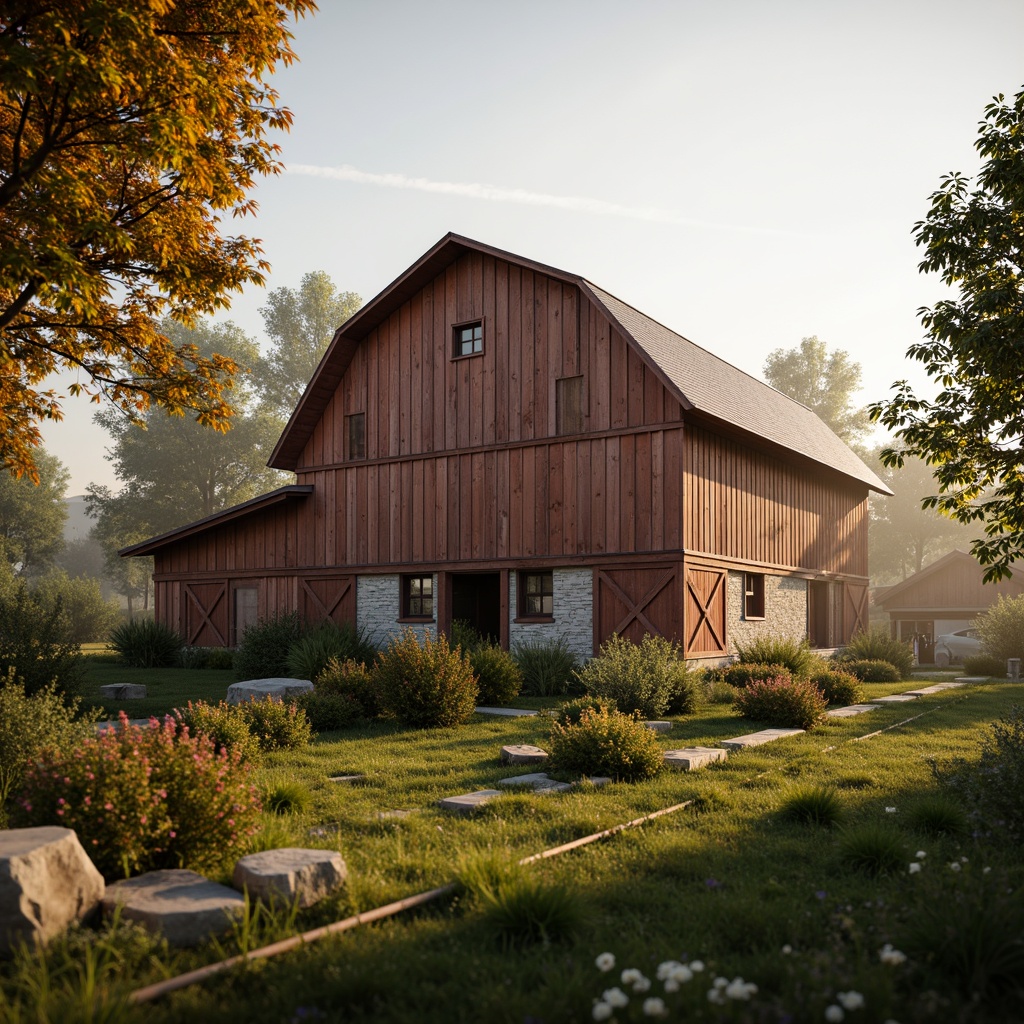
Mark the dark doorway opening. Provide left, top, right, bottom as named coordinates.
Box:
left=450, top=572, right=501, bottom=643
left=808, top=581, right=830, bottom=648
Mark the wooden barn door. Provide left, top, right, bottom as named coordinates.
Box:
left=842, top=581, right=869, bottom=643
left=299, top=575, right=356, bottom=628
left=184, top=582, right=228, bottom=647
left=684, top=566, right=727, bottom=656
left=593, top=565, right=682, bottom=649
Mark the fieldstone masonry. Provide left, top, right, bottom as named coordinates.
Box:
left=727, top=571, right=807, bottom=650
left=357, top=574, right=438, bottom=645
left=509, top=568, right=593, bottom=660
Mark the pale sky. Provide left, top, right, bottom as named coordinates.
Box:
left=42, top=0, right=1024, bottom=495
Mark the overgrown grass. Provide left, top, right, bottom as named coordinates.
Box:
left=3, top=676, right=1022, bottom=1023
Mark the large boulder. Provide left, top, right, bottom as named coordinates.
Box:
left=103, top=869, right=246, bottom=947
left=233, top=848, right=347, bottom=908
left=226, top=678, right=313, bottom=705
left=0, top=827, right=104, bottom=956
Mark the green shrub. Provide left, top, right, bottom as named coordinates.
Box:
left=294, top=688, right=363, bottom=733
left=935, top=703, right=1024, bottom=839
left=14, top=714, right=261, bottom=879
left=778, top=784, right=843, bottom=827
left=512, top=636, right=579, bottom=697
left=844, top=659, right=901, bottom=683
left=573, top=633, right=688, bottom=719
left=906, top=794, right=969, bottom=836
left=238, top=697, right=312, bottom=751
left=449, top=618, right=484, bottom=653
left=720, top=662, right=792, bottom=688
left=263, top=780, right=312, bottom=815
left=469, top=642, right=523, bottom=705
left=962, top=654, right=1007, bottom=678
left=0, top=581, right=83, bottom=698
left=809, top=667, right=864, bottom=706
left=976, top=594, right=1024, bottom=663
left=373, top=629, right=478, bottom=728
left=178, top=645, right=237, bottom=670
left=548, top=706, right=663, bottom=782
left=31, top=572, right=121, bottom=644
left=108, top=617, right=182, bottom=669
left=733, top=634, right=817, bottom=677
left=0, top=671, right=98, bottom=823
left=285, top=620, right=377, bottom=680
left=733, top=675, right=827, bottom=730
left=234, top=612, right=306, bottom=681
left=171, top=700, right=262, bottom=764
left=665, top=664, right=703, bottom=715
left=555, top=695, right=618, bottom=727
left=837, top=823, right=905, bottom=876
left=316, top=657, right=380, bottom=719
left=837, top=627, right=914, bottom=678
left=704, top=679, right=737, bottom=705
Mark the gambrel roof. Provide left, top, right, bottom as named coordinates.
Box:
left=269, top=233, right=889, bottom=494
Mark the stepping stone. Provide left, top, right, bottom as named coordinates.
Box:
left=438, top=790, right=501, bottom=815
left=102, top=869, right=245, bottom=947
left=226, top=677, right=313, bottom=705
left=870, top=693, right=918, bottom=703
left=573, top=776, right=613, bottom=788
left=328, top=774, right=365, bottom=784
left=475, top=707, right=539, bottom=717
left=99, top=683, right=147, bottom=700
left=904, top=683, right=963, bottom=696
left=497, top=773, right=572, bottom=794
left=644, top=721, right=672, bottom=733
left=232, top=848, right=347, bottom=909
left=500, top=744, right=549, bottom=765
left=719, top=728, right=804, bottom=750
left=377, top=809, right=414, bottom=820
left=954, top=676, right=989, bottom=683
left=826, top=704, right=879, bottom=718
left=0, top=827, right=105, bottom=955
left=663, top=747, right=728, bottom=770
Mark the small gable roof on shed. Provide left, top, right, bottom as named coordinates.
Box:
left=268, top=233, right=889, bottom=495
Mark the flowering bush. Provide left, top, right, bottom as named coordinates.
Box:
left=809, top=667, right=864, bottom=706
left=172, top=699, right=262, bottom=764
left=316, top=656, right=381, bottom=718
left=733, top=675, right=827, bottom=729
left=549, top=706, right=663, bottom=782
left=14, top=713, right=261, bottom=879
left=720, top=662, right=793, bottom=688
left=238, top=696, right=312, bottom=750
left=373, top=629, right=478, bottom=727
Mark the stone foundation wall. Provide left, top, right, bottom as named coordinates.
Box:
left=727, top=571, right=807, bottom=653
left=509, top=568, right=594, bottom=661
left=356, top=575, right=438, bottom=647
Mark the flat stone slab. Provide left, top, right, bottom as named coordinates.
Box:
left=500, top=744, right=549, bottom=765
left=826, top=704, right=879, bottom=718
left=103, top=869, right=245, bottom=947
left=870, top=693, right=919, bottom=703
left=327, top=774, right=366, bottom=784
left=0, top=827, right=105, bottom=955
left=497, top=773, right=572, bottom=794
left=644, top=721, right=672, bottom=733
left=720, top=728, right=805, bottom=750
left=232, top=848, right=346, bottom=909
left=904, top=683, right=966, bottom=696
left=438, top=790, right=501, bottom=815
left=955, top=676, right=989, bottom=683
left=99, top=683, right=147, bottom=700
left=475, top=707, right=539, bottom=717
left=226, top=678, right=313, bottom=705
left=575, top=776, right=613, bottom=788
left=663, top=746, right=728, bottom=770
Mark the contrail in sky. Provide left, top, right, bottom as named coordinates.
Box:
left=285, top=163, right=796, bottom=236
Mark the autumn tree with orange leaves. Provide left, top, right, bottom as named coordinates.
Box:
left=0, top=0, right=317, bottom=481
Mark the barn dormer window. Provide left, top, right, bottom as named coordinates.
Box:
left=452, top=319, right=483, bottom=358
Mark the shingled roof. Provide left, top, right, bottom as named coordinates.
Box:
left=270, top=233, right=889, bottom=494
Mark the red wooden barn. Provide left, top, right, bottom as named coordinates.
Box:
left=122, top=234, right=889, bottom=662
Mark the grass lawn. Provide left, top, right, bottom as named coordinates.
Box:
left=3, top=673, right=1023, bottom=1023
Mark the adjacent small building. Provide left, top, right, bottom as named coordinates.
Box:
left=122, top=234, right=890, bottom=661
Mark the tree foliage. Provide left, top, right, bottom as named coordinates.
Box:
left=0, top=446, right=67, bottom=575
left=870, top=86, right=1024, bottom=581
left=258, top=271, right=361, bottom=415
left=0, top=1, right=317, bottom=481
left=763, top=336, right=871, bottom=446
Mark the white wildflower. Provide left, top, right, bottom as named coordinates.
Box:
left=592, top=1001, right=613, bottom=1022
left=838, top=991, right=865, bottom=1010
left=595, top=952, right=616, bottom=973
left=724, top=977, right=758, bottom=1000
left=915, top=850, right=926, bottom=859
left=656, top=961, right=692, bottom=984
left=879, top=943, right=907, bottom=966
left=781, top=944, right=793, bottom=954
left=707, top=988, right=726, bottom=1005
left=908, top=862, right=921, bottom=874
left=663, top=978, right=679, bottom=993
left=642, top=997, right=668, bottom=1017
left=621, top=968, right=643, bottom=986
left=984, top=866, right=992, bottom=874
left=603, top=987, right=629, bottom=1009
left=689, top=960, right=705, bottom=972
left=825, top=1006, right=845, bottom=1022
left=885, top=806, right=896, bottom=813
left=949, top=861, right=961, bottom=872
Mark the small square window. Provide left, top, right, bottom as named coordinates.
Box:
left=346, top=412, right=365, bottom=460
left=402, top=574, right=433, bottom=619
left=452, top=319, right=483, bottom=358
left=744, top=573, right=765, bottom=619
left=519, top=571, right=553, bottom=618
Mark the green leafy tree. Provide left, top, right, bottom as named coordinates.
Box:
left=258, top=271, right=361, bottom=415
left=870, top=86, right=1024, bottom=581
left=0, top=1, right=317, bottom=482
left=868, top=450, right=981, bottom=583
left=763, top=336, right=871, bottom=447
left=0, top=447, right=67, bottom=576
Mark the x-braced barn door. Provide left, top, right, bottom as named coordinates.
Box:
left=684, top=567, right=727, bottom=656
left=594, top=565, right=682, bottom=649
left=842, top=581, right=868, bottom=643
left=184, top=582, right=228, bottom=647
left=299, top=576, right=356, bottom=628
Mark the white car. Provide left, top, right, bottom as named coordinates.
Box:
left=933, top=628, right=982, bottom=667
